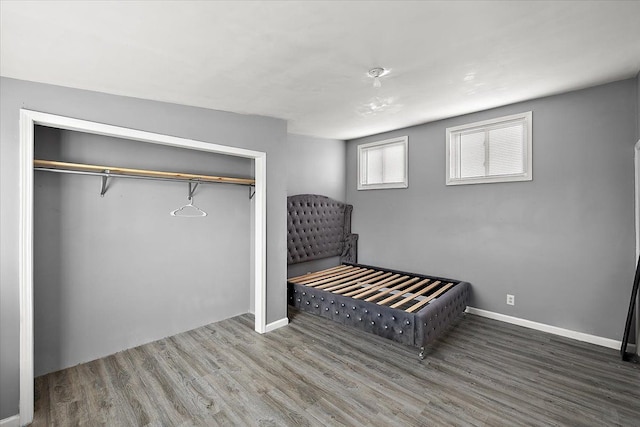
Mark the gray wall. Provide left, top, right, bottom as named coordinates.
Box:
left=286, top=133, right=346, bottom=202
left=33, top=127, right=252, bottom=376
left=346, top=79, right=637, bottom=342
left=286, top=134, right=346, bottom=278
left=0, top=77, right=288, bottom=419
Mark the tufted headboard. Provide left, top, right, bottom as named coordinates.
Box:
left=287, top=194, right=358, bottom=265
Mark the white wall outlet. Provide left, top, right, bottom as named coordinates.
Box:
left=506, top=294, right=515, bottom=306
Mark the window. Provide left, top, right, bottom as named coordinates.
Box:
left=446, top=111, right=532, bottom=185
left=358, top=136, right=408, bottom=190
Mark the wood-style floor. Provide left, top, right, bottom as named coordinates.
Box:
left=32, top=310, right=640, bottom=426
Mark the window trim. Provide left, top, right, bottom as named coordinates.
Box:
left=357, top=136, right=409, bottom=190
left=446, top=111, right=532, bottom=186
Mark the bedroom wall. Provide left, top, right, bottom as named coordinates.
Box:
left=286, top=133, right=346, bottom=201
left=345, top=78, right=637, bottom=343
left=32, top=127, right=252, bottom=376
left=286, top=133, right=347, bottom=278
left=0, top=77, right=288, bottom=419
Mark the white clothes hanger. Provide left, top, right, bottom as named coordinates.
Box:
left=170, top=182, right=207, bottom=217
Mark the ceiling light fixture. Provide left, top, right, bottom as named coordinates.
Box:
left=368, top=67, right=387, bottom=88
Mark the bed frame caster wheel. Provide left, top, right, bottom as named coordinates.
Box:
left=419, top=347, right=425, bottom=360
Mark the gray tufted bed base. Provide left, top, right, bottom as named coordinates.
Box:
left=287, top=194, right=469, bottom=359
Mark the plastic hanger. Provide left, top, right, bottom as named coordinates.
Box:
left=170, top=182, right=207, bottom=217
left=170, top=196, right=207, bottom=217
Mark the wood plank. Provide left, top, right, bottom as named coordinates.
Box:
left=365, top=277, right=426, bottom=303
left=341, top=274, right=401, bottom=298
left=376, top=278, right=432, bottom=305
left=288, top=265, right=351, bottom=283
left=318, top=271, right=386, bottom=291
left=299, top=267, right=364, bottom=287
left=34, top=159, right=255, bottom=186
left=329, top=272, right=392, bottom=294
left=363, top=277, right=420, bottom=302
left=352, top=276, right=417, bottom=300
left=389, top=281, right=441, bottom=308
left=341, top=274, right=403, bottom=298
left=295, top=266, right=357, bottom=285
left=307, top=269, right=374, bottom=290
left=405, top=282, right=454, bottom=313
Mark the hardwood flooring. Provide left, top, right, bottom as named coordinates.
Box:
left=32, top=310, right=640, bottom=426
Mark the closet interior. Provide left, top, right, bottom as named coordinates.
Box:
left=33, top=125, right=255, bottom=377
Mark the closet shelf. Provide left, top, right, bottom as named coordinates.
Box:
left=33, top=159, right=255, bottom=186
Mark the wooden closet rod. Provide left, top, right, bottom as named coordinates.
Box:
left=34, top=159, right=255, bottom=186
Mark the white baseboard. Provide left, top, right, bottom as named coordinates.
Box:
left=466, top=307, right=628, bottom=350
left=265, top=317, right=289, bottom=332
left=0, top=415, right=19, bottom=427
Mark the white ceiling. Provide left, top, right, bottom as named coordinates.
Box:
left=2, top=1, right=639, bottom=140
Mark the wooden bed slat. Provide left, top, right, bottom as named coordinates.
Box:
left=405, top=282, right=454, bottom=313
left=329, top=272, right=392, bottom=294
left=288, top=265, right=350, bottom=283
left=341, top=274, right=401, bottom=297
left=390, top=281, right=441, bottom=308
left=365, top=277, right=426, bottom=302
left=310, top=269, right=375, bottom=290
left=306, top=268, right=375, bottom=289
left=353, top=276, right=417, bottom=300
left=321, top=271, right=388, bottom=292
left=376, top=278, right=431, bottom=305
left=363, top=277, right=421, bottom=302
left=294, top=266, right=356, bottom=285
left=297, top=267, right=363, bottom=286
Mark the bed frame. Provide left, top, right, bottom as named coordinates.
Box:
left=287, top=194, right=470, bottom=359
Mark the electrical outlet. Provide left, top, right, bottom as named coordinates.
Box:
left=506, top=294, right=515, bottom=306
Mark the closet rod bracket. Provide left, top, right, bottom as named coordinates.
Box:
left=249, top=186, right=255, bottom=200
left=100, top=170, right=110, bottom=197
left=188, top=181, right=199, bottom=200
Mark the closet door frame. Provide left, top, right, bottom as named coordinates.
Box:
left=18, top=109, right=268, bottom=426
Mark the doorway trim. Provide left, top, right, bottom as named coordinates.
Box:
left=19, top=109, right=267, bottom=425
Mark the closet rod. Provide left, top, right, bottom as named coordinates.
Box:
left=33, top=159, right=255, bottom=186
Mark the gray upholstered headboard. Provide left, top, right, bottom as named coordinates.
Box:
left=287, top=194, right=358, bottom=265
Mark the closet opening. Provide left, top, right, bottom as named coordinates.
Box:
left=19, top=109, right=267, bottom=426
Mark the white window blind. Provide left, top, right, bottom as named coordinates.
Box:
left=358, top=136, right=408, bottom=190
left=447, top=112, right=532, bottom=185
